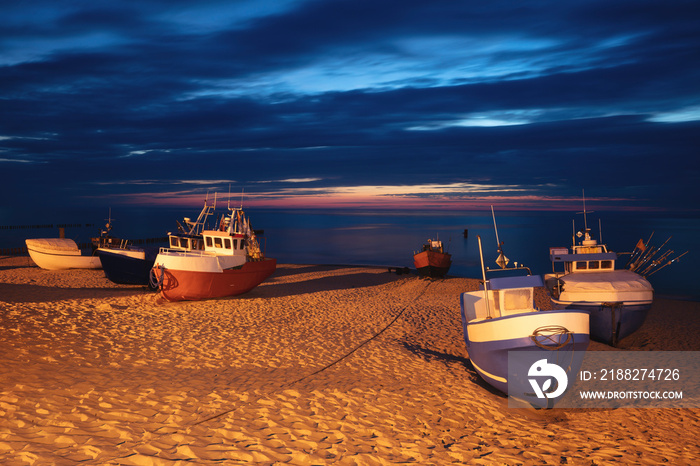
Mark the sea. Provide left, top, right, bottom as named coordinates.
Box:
left=2, top=207, right=697, bottom=301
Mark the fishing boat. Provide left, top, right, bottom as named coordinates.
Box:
left=98, top=198, right=215, bottom=287
left=152, top=206, right=276, bottom=301
left=459, top=211, right=589, bottom=407
left=26, top=210, right=121, bottom=270
left=544, top=199, right=654, bottom=346
left=413, top=238, right=451, bottom=278
left=25, top=238, right=102, bottom=270
left=98, top=246, right=161, bottom=286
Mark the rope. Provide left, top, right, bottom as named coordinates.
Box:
left=148, top=265, right=164, bottom=291
left=92, top=277, right=433, bottom=463
left=529, top=325, right=573, bottom=351
left=190, top=279, right=433, bottom=427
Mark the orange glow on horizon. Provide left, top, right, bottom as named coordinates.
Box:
left=98, top=189, right=658, bottom=212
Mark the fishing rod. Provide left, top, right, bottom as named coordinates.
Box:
left=632, top=236, right=672, bottom=273
left=626, top=231, right=654, bottom=269
left=647, top=251, right=689, bottom=277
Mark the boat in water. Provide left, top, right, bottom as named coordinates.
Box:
left=25, top=238, right=102, bottom=270
left=544, top=199, right=653, bottom=346
left=152, top=206, right=276, bottom=301
left=459, top=212, right=589, bottom=407
left=413, top=238, right=451, bottom=278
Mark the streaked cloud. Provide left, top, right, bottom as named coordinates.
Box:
left=1, top=0, right=698, bottom=215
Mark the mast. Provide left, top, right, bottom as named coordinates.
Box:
left=491, top=205, right=508, bottom=269
left=477, top=235, right=492, bottom=319
left=491, top=205, right=500, bottom=248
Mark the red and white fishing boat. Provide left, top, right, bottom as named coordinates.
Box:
left=152, top=206, right=276, bottom=301
left=414, top=237, right=451, bottom=278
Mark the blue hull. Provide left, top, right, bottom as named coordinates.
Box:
left=98, top=247, right=158, bottom=285
left=556, top=301, right=651, bottom=346
left=459, top=306, right=589, bottom=407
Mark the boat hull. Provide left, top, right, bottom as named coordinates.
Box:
left=552, top=299, right=651, bottom=346
left=413, top=250, right=451, bottom=278
left=460, top=301, right=589, bottom=402
left=97, top=247, right=158, bottom=285
left=546, top=270, right=653, bottom=346
left=156, top=258, right=277, bottom=301
left=25, top=238, right=102, bottom=270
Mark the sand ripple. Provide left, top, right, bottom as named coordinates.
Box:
left=1, top=259, right=699, bottom=464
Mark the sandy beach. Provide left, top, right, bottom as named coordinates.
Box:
left=1, top=255, right=699, bottom=465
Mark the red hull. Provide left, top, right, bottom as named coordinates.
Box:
left=159, top=258, right=276, bottom=301
left=414, top=250, right=451, bottom=278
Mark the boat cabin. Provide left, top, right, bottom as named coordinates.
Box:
left=483, top=275, right=541, bottom=317
left=462, top=274, right=542, bottom=321
left=421, top=239, right=444, bottom=253
left=168, top=234, right=203, bottom=251
left=550, top=245, right=617, bottom=273
left=201, top=230, right=247, bottom=256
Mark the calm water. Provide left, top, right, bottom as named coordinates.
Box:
left=3, top=208, right=697, bottom=300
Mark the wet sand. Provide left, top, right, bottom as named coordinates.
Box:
left=1, top=256, right=698, bottom=464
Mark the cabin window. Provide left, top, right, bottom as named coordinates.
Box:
left=170, top=237, right=178, bottom=247
left=503, top=289, right=531, bottom=311
left=180, top=238, right=189, bottom=248
left=589, top=261, right=600, bottom=270
left=206, top=237, right=213, bottom=247
left=232, top=239, right=238, bottom=250
left=240, top=239, right=246, bottom=250
left=214, top=238, right=222, bottom=248
left=601, top=260, right=613, bottom=269
left=576, top=261, right=587, bottom=270
left=224, top=238, right=231, bottom=249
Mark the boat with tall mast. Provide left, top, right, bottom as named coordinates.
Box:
left=152, top=199, right=276, bottom=301
left=544, top=194, right=654, bottom=346
left=98, top=196, right=217, bottom=287
left=459, top=208, right=589, bottom=406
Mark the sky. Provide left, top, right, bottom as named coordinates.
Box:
left=2, top=0, right=700, bottom=220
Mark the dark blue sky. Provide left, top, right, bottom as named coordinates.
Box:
left=2, top=0, right=699, bottom=218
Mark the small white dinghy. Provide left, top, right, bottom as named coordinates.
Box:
left=25, top=238, right=102, bottom=270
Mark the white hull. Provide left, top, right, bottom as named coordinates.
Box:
left=466, top=308, right=590, bottom=343
left=545, top=270, right=653, bottom=305
left=97, top=247, right=146, bottom=260
left=154, top=249, right=246, bottom=273
left=26, top=238, right=102, bottom=270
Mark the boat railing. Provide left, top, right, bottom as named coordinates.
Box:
left=158, top=247, right=213, bottom=258
left=484, top=265, right=533, bottom=278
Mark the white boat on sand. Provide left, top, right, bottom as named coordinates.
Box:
left=25, top=238, right=102, bottom=270
left=544, top=196, right=654, bottom=346
left=460, top=234, right=589, bottom=407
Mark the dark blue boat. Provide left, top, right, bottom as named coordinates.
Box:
left=98, top=246, right=160, bottom=287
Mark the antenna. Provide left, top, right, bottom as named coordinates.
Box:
left=103, top=208, right=114, bottom=235
left=491, top=206, right=509, bottom=269
left=491, top=205, right=500, bottom=247
left=227, top=184, right=231, bottom=210
left=477, top=235, right=491, bottom=319
left=582, top=189, right=588, bottom=231
left=575, top=189, right=596, bottom=242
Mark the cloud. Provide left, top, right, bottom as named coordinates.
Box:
left=0, top=0, right=698, bottom=216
